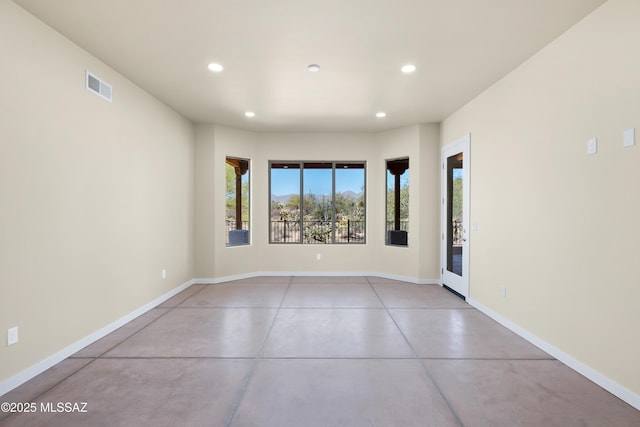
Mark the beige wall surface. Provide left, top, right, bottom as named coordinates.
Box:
left=0, top=2, right=194, bottom=383
left=418, top=124, right=442, bottom=280
left=194, top=125, right=218, bottom=277
left=375, top=126, right=422, bottom=280
left=194, top=126, right=441, bottom=282
left=441, top=0, right=640, bottom=396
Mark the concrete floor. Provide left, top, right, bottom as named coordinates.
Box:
left=1, top=276, right=638, bottom=426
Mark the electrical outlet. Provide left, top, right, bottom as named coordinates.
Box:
left=316, top=253, right=321, bottom=261
left=7, top=327, right=18, bottom=346
left=162, top=269, right=166, bottom=279
left=500, top=287, right=507, bottom=298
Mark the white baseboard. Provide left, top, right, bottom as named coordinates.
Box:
left=193, top=272, right=256, bottom=284
left=0, top=279, right=196, bottom=397
left=195, top=271, right=439, bottom=285
left=468, top=298, right=640, bottom=411
left=373, top=272, right=439, bottom=285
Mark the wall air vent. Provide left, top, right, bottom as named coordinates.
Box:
left=85, top=71, right=112, bottom=102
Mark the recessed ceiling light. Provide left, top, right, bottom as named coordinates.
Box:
left=208, top=63, right=224, bottom=72
left=401, top=64, right=416, bottom=73
left=245, top=111, right=255, bottom=118
left=307, top=64, right=320, bottom=72
left=376, top=112, right=386, bottom=118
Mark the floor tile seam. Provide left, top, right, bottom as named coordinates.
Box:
left=289, top=280, right=370, bottom=284
left=417, top=357, right=558, bottom=361
left=90, top=353, right=556, bottom=362
left=171, top=306, right=388, bottom=309
left=254, top=356, right=418, bottom=361
left=4, top=358, right=99, bottom=416
left=159, top=284, right=209, bottom=308
left=168, top=306, right=475, bottom=310
left=416, top=358, right=465, bottom=427
left=259, top=274, right=295, bottom=358
left=279, top=306, right=387, bottom=310
left=223, top=276, right=295, bottom=427
left=254, top=356, right=557, bottom=361
left=290, top=283, right=369, bottom=285
left=365, top=276, right=466, bottom=427
left=95, top=356, right=258, bottom=360
left=171, top=306, right=283, bottom=309
left=172, top=306, right=400, bottom=310
left=92, top=307, right=176, bottom=359
left=385, top=306, right=475, bottom=310
left=221, top=283, right=294, bottom=286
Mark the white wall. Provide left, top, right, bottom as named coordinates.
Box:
left=375, top=126, right=422, bottom=279
left=194, top=125, right=219, bottom=277
left=418, top=124, right=442, bottom=280
left=0, top=1, right=194, bottom=384
left=441, top=0, right=640, bottom=400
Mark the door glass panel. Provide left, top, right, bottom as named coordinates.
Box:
left=446, top=153, right=464, bottom=276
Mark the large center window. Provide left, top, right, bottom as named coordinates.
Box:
left=270, top=161, right=365, bottom=244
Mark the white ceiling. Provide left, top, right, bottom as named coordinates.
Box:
left=14, top=0, right=607, bottom=132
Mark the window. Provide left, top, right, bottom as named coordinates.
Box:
left=226, top=157, right=250, bottom=246
left=270, top=161, right=365, bottom=244
left=386, top=158, right=409, bottom=246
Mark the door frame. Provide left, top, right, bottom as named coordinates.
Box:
left=440, top=133, right=470, bottom=298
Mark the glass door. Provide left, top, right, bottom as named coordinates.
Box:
left=441, top=134, right=470, bottom=298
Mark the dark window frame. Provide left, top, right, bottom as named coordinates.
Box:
left=226, top=156, right=250, bottom=247
left=269, top=161, right=366, bottom=244
left=386, top=157, right=409, bottom=247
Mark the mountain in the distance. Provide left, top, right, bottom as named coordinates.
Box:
left=271, top=194, right=296, bottom=203
left=338, top=190, right=363, bottom=200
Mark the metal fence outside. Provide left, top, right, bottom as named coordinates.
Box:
left=270, top=220, right=365, bottom=244
left=385, top=220, right=409, bottom=233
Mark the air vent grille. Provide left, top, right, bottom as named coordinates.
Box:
left=87, top=74, right=100, bottom=92
left=85, top=71, right=113, bottom=102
